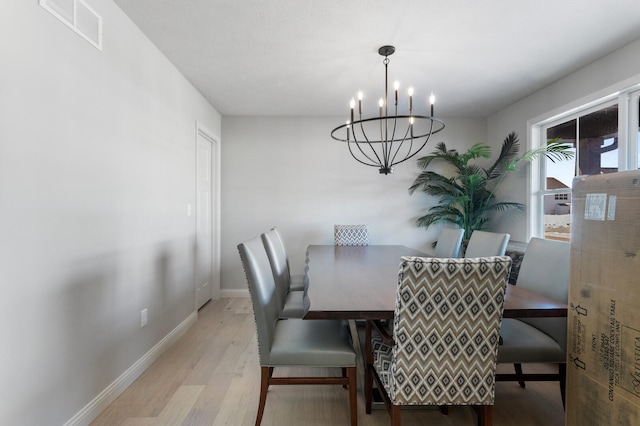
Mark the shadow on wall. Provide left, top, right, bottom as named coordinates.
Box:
left=29, top=238, right=196, bottom=425
left=47, top=250, right=121, bottom=424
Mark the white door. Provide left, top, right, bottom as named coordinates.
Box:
left=196, top=131, right=214, bottom=309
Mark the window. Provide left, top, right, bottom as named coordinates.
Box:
left=531, top=88, right=640, bottom=242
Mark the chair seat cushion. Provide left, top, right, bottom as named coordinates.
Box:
left=497, top=318, right=565, bottom=363
left=268, top=319, right=356, bottom=366
left=281, top=290, right=307, bottom=317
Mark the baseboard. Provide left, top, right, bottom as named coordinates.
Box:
left=220, top=288, right=249, bottom=298
left=63, top=311, right=198, bottom=426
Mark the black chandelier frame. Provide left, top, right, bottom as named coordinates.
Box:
left=330, top=45, right=445, bottom=175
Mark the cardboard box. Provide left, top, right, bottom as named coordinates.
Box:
left=566, top=171, right=640, bottom=425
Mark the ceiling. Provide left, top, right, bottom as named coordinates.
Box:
left=113, top=0, right=640, bottom=118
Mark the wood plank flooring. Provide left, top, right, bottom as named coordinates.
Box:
left=92, top=298, right=565, bottom=426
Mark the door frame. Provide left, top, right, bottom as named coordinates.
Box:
left=195, top=121, right=221, bottom=303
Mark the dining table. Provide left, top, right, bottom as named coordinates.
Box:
left=303, top=244, right=568, bottom=320
left=303, top=244, right=569, bottom=403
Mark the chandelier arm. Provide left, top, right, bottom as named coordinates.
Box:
left=346, top=139, right=381, bottom=167
left=390, top=120, right=438, bottom=166
left=386, top=110, right=401, bottom=166
left=389, top=121, right=414, bottom=165
left=378, top=117, right=387, bottom=167
left=355, top=119, right=384, bottom=165
left=349, top=141, right=382, bottom=167
left=351, top=122, right=384, bottom=166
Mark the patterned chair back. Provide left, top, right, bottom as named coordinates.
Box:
left=389, top=256, right=511, bottom=406
left=334, top=224, right=369, bottom=246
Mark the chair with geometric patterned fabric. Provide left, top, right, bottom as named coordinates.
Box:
left=334, top=224, right=370, bottom=246
left=238, top=236, right=358, bottom=426
left=365, top=256, right=512, bottom=426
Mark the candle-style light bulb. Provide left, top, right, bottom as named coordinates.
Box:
left=408, top=87, right=414, bottom=112
left=429, top=92, right=435, bottom=116
left=378, top=98, right=384, bottom=117
left=393, top=81, right=399, bottom=105
left=350, top=98, right=355, bottom=124
left=346, top=120, right=350, bottom=141
left=410, top=116, right=414, bottom=138
left=357, top=91, right=363, bottom=115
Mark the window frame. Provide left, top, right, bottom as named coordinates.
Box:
left=528, top=85, right=640, bottom=240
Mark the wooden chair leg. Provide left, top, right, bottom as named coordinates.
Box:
left=347, top=366, right=358, bottom=426
left=342, top=367, right=348, bottom=389
left=514, top=363, right=526, bottom=388
left=255, top=366, right=271, bottom=426
left=559, top=363, right=566, bottom=409
left=365, top=363, right=373, bottom=414
left=365, top=321, right=374, bottom=414
left=390, top=404, right=401, bottom=426
left=474, top=405, right=492, bottom=426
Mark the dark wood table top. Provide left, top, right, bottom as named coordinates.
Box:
left=303, top=244, right=568, bottom=320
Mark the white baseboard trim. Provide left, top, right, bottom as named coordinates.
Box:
left=220, top=288, right=249, bottom=298
left=63, top=311, right=198, bottom=426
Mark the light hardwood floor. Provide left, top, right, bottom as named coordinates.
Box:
left=92, top=298, right=565, bottom=426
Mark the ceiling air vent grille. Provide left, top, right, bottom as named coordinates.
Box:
left=39, top=0, right=102, bottom=50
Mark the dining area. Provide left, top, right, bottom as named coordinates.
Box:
left=236, top=225, right=570, bottom=426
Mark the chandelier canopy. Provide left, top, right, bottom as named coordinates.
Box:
left=331, top=46, right=445, bottom=175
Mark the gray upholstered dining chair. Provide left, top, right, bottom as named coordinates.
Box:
left=262, top=227, right=306, bottom=291
left=365, top=256, right=512, bottom=426
left=496, top=237, right=570, bottom=406
left=261, top=229, right=307, bottom=318
left=464, top=230, right=510, bottom=257
left=238, top=236, right=358, bottom=426
left=334, top=224, right=369, bottom=246
left=433, top=228, right=465, bottom=258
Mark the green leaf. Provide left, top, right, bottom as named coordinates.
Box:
left=409, top=131, right=572, bottom=241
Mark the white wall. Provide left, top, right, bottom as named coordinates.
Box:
left=220, top=116, right=486, bottom=291
left=0, top=1, right=220, bottom=425
left=488, top=38, right=640, bottom=242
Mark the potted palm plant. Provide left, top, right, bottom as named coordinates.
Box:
left=408, top=132, right=573, bottom=242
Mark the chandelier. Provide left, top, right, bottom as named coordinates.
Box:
left=331, top=46, right=445, bottom=175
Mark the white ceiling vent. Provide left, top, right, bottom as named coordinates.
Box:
left=39, top=0, right=102, bottom=50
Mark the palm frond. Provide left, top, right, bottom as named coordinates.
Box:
left=409, top=131, right=572, bottom=241
left=408, top=171, right=462, bottom=195
left=460, top=144, right=492, bottom=162
left=509, top=138, right=575, bottom=170
left=483, top=201, right=526, bottom=213
left=486, top=132, right=520, bottom=178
